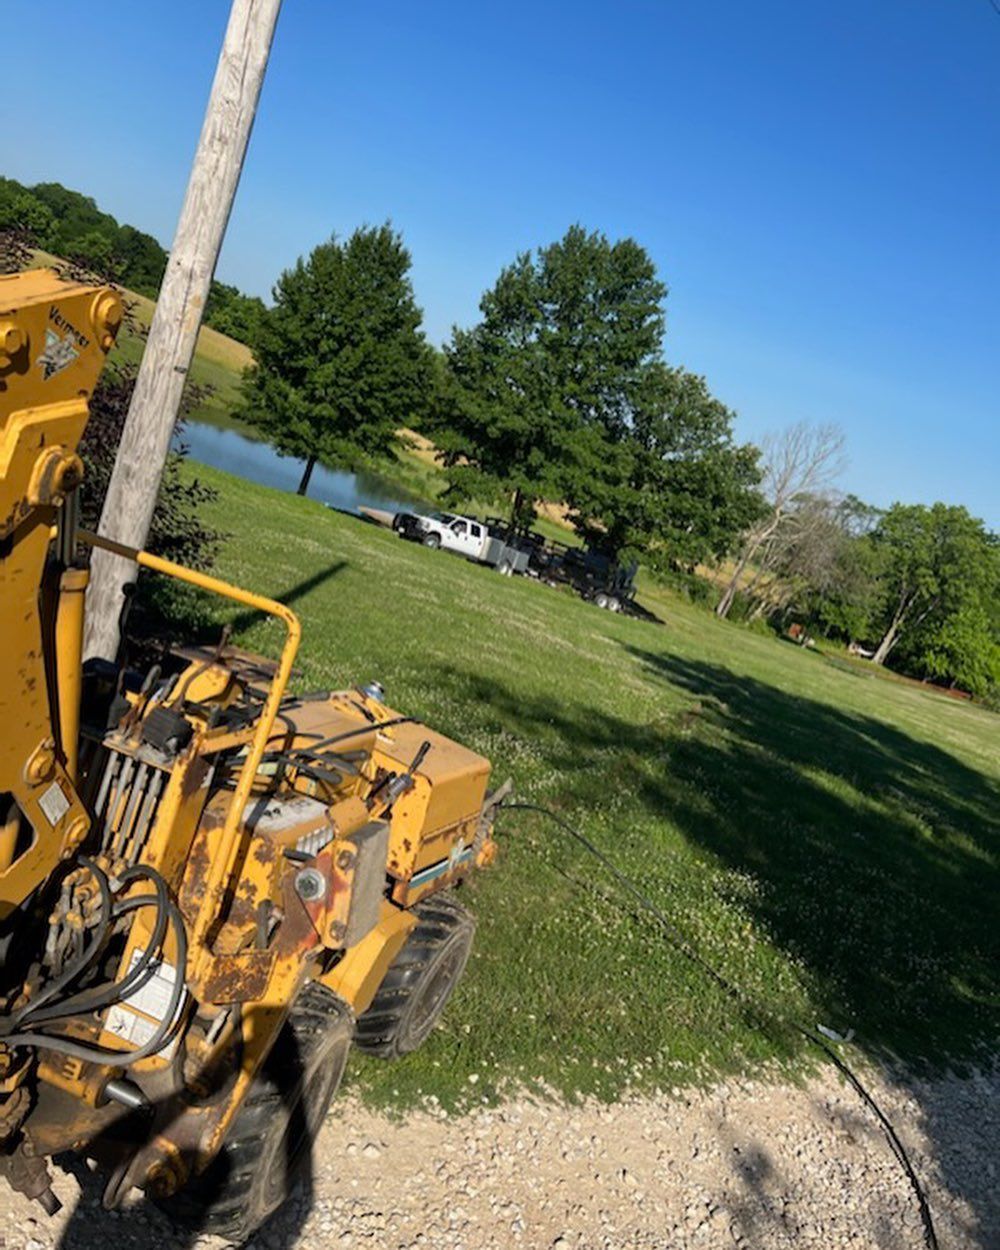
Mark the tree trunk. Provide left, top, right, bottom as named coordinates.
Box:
left=509, top=487, right=524, bottom=530
left=716, top=545, right=754, bottom=618
left=297, top=454, right=318, bottom=496
left=871, top=618, right=902, bottom=666
left=742, top=564, right=765, bottom=597
left=747, top=596, right=770, bottom=623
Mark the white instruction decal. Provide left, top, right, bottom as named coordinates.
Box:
left=38, top=781, right=70, bottom=826
left=104, top=950, right=184, bottom=1057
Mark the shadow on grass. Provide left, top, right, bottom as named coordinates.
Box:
left=428, top=647, right=999, bottom=1243
left=618, top=647, right=998, bottom=1066
left=439, top=649, right=997, bottom=1064
left=134, top=559, right=349, bottom=649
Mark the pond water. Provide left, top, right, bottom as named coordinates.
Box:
left=177, top=418, right=428, bottom=517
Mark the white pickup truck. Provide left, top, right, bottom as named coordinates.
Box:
left=396, top=511, right=529, bottom=574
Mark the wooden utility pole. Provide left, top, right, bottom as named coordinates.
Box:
left=84, top=0, right=283, bottom=660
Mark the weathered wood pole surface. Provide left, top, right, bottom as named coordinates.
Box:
left=84, top=0, right=282, bottom=660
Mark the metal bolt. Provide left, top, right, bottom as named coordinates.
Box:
left=336, top=849, right=355, bottom=871
left=24, top=740, right=55, bottom=785
left=294, top=867, right=326, bottom=902
left=63, top=815, right=88, bottom=851
left=146, top=1161, right=178, bottom=1198
left=328, top=920, right=346, bottom=943
left=360, top=680, right=385, bottom=703
left=0, top=321, right=24, bottom=360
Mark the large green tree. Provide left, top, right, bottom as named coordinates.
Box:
left=574, top=363, right=764, bottom=570
left=436, top=226, right=666, bottom=523
left=435, top=225, right=759, bottom=558
left=241, top=224, right=432, bottom=495
left=867, top=503, right=994, bottom=667
left=864, top=504, right=1000, bottom=696
left=807, top=497, right=885, bottom=641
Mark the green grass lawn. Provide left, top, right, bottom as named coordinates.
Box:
left=175, top=463, right=999, bottom=1109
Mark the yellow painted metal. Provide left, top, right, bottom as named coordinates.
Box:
left=76, top=528, right=302, bottom=969
left=0, top=270, right=499, bottom=1209
left=320, top=900, right=418, bottom=1015
left=54, top=567, right=89, bottom=782
left=0, top=800, right=19, bottom=875
left=0, top=271, right=121, bottom=914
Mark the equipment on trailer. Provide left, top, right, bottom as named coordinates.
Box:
left=0, top=270, right=500, bottom=1240
left=484, top=519, right=638, bottom=611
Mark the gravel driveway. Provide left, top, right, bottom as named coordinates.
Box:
left=2, top=1066, right=995, bottom=1249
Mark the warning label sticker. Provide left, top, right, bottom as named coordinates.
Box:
left=104, top=950, right=184, bottom=1057
left=38, top=781, right=70, bottom=826
left=36, top=327, right=79, bottom=381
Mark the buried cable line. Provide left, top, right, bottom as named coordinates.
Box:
left=498, top=800, right=939, bottom=1250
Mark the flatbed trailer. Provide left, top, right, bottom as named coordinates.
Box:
left=484, top=519, right=638, bottom=612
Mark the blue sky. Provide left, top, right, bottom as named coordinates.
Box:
left=5, top=1, right=998, bottom=526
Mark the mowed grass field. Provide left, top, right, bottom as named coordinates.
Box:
left=179, top=464, right=998, bottom=1109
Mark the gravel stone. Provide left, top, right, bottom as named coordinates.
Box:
left=0, top=1067, right=994, bottom=1248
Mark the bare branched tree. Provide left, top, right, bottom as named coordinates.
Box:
left=716, top=421, right=846, bottom=618
left=743, top=493, right=847, bottom=622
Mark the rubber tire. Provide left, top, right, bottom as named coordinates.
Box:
left=607, top=596, right=620, bottom=613
left=594, top=591, right=609, bottom=609
left=496, top=560, right=513, bottom=576
left=156, top=982, right=353, bottom=1243
left=423, top=533, right=441, bottom=549
left=354, top=893, right=474, bottom=1060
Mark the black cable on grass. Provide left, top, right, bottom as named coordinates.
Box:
left=500, top=801, right=939, bottom=1250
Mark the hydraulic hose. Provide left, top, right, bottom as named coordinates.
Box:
left=3, top=897, right=188, bottom=1068
left=3, top=857, right=113, bottom=1029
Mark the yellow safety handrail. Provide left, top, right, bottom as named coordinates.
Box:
left=78, top=530, right=301, bottom=961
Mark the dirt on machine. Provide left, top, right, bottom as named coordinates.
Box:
left=0, top=270, right=504, bottom=1240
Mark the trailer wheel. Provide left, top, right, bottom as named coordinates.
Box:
left=423, top=533, right=441, bottom=549
left=607, top=596, right=621, bottom=613
left=354, top=893, right=474, bottom=1059
left=496, top=559, right=513, bottom=576
left=156, top=983, right=353, bottom=1242
left=594, top=591, right=609, bottom=609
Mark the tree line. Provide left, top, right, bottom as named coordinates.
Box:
left=713, top=423, right=999, bottom=696
left=3, top=185, right=995, bottom=703
left=239, top=223, right=999, bottom=703
left=0, top=176, right=265, bottom=341
left=241, top=224, right=764, bottom=577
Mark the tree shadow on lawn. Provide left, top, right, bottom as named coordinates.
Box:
left=616, top=646, right=998, bottom=1069
left=134, top=558, right=350, bottom=651
left=430, top=648, right=999, bottom=1243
